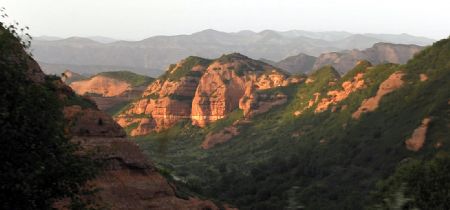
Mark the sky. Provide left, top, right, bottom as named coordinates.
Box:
left=1, top=0, right=449, bottom=40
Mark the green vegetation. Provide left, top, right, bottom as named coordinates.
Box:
left=97, top=70, right=154, bottom=87
left=372, top=154, right=450, bottom=210
left=133, top=38, right=450, bottom=209
left=63, top=90, right=97, bottom=109
left=159, top=56, right=211, bottom=81
left=0, top=22, right=97, bottom=209
left=105, top=100, right=132, bottom=116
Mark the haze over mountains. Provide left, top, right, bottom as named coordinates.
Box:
left=273, top=42, right=424, bottom=74
left=31, top=29, right=434, bottom=76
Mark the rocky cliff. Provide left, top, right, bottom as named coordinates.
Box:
left=67, top=71, right=154, bottom=112
left=117, top=53, right=300, bottom=136
left=17, top=41, right=219, bottom=209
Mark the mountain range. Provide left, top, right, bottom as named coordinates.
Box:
left=272, top=42, right=424, bottom=74
left=31, top=29, right=434, bottom=76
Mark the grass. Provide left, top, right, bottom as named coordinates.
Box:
left=97, top=71, right=155, bottom=87
left=159, top=56, right=211, bottom=82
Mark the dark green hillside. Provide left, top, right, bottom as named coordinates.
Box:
left=0, top=24, right=96, bottom=209
left=97, top=70, right=154, bottom=87
left=134, top=38, right=450, bottom=209
left=159, top=56, right=212, bottom=81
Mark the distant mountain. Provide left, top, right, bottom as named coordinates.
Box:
left=87, top=36, right=118, bottom=43
left=312, top=42, right=424, bottom=74
left=274, top=42, right=424, bottom=74
left=33, top=35, right=62, bottom=41
left=275, top=53, right=317, bottom=75
left=31, top=29, right=434, bottom=76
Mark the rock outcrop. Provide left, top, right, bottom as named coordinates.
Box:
left=352, top=71, right=405, bottom=119
left=315, top=72, right=366, bottom=113
left=62, top=88, right=219, bottom=210
left=116, top=56, right=210, bottom=135
left=70, top=75, right=130, bottom=97
left=405, top=117, right=431, bottom=151
left=16, top=43, right=219, bottom=209
left=118, top=53, right=297, bottom=135
left=191, top=53, right=290, bottom=127
left=67, top=71, right=154, bottom=112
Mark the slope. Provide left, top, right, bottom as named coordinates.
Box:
left=132, top=38, right=450, bottom=210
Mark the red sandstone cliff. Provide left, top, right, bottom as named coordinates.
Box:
left=23, top=50, right=219, bottom=209
left=117, top=53, right=300, bottom=136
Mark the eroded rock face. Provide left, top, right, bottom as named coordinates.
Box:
left=118, top=53, right=294, bottom=135
left=315, top=73, right=366, bottom=113
left=70, top=75, right=131, bottom=97
left=11, top=30, right=220, bottom=210
left=191, top=56, right=289, bottom=127
left=405, top=117, right=431, bottom=151
left=352, top=71, right=405, bottom=119
left=69, top=137, right=219, bottom=210
left=116, top=60, right=208, bottom=135
left=239, top=91, right=288, bottom=118
left=61, top=97, right=218, bottom=210
left=64, top=105, right=126, bottom=138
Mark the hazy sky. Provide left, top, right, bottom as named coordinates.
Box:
left=1, top=0, right=449, bottom=40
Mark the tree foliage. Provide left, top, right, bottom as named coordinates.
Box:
left=0, top=17, right=97, bottom=209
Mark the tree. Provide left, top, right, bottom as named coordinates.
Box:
left=0, top=17, right=97, bottom=209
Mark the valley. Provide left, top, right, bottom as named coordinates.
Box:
left=61, top=37, right=450, bottom=209
left=1, top=3, right=449, bottom=209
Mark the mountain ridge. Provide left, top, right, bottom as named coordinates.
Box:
left=31, top=29, right=434, bottom=76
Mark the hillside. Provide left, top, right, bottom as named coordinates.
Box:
left=31, top=30, right=434, bottom=76
left=127, top=38, right=450, bottom=209
left=68, top=71, right=154, bottom=114
left=0, top=24, right=219, bottom=210
left=274, top=42, right=424, bottom=74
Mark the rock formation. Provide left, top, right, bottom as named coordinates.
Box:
left=352, top=71, right=405, bottom=119
left=117, top=53, right=298, bottom=135
left=315, top=72, right=366, bottom=113
left=18, top=44, right=219, bottom=209
left=405, top=117, right=431, bottom=151
left=70, top=75, right=131, bottom=97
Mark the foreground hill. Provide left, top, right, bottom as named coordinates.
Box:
left=130, top=38, right=450, bottom=209
left=0, top=25, right=219, bottom=209
left=274, top=42, right=424, bottom=74
left=31, top=29, right=434, bottom=76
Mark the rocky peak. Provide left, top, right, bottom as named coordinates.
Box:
left=117, top=53, right=297, bottom=135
